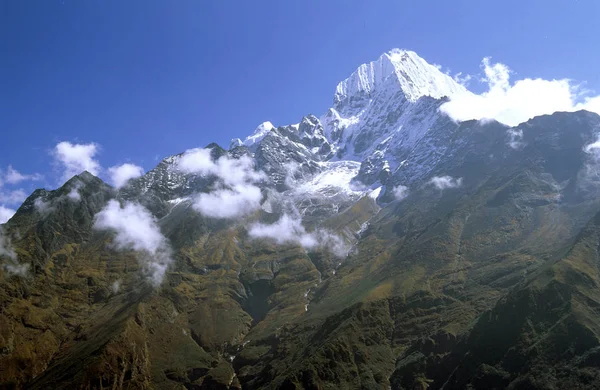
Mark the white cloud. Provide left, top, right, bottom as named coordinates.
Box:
left=178, top=148, right=214, bottom=174
left=507, top=129, right=525, bottom=149
left=67, top=186, right=82, bottom=202
left=392, top=185, right=409, bottom=200
left=34, top=198, right=55, bottom=216
left=453, top=72, right=472, bottom=87
left=3, top=166, right=42, bottom=185
left=3, top=262, right=29, bottom=277
left=580, top=137, right=600, bottom=187
left=440, top=57, right=600, bottom=127
left=108, top=163, right=144, bottom=188
left=429, top=176, right=463, bottom=190
left=111, top=280, right=121, bottom=293
left=249, top=214, right=317, bottom=247
left=193, top=184, right=263, bottom=219
left=0, top=227, right=28, bottom=277
left=178, top=148, right=266, bottom=219
left=94, top=200, right=172, bottom=286
left=178, top=149, right=264, bottom=186
left=584, top=137, right=600, bottom=155
left=0, top=228, right=15, bottom=260
left=248, top=213, right=351, bottom=257
left=53, top=142, right=101, bottom=182
left=0, top=206, right=16, bottom=224
left=0, top=189, right=27, bottom=205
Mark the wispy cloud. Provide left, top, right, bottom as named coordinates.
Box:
left=111, top=280, right=121, bottom=293
left=0, top=166, right=35, bottom=220
left=441, top=57, right=600, bottom=127
left=581, top=136, right=600, bottom=184
left=1, top=165, right=42, bottom=185
left=392, top=185, right=409, bottom=200
left=452, top=72, right=472, bottom=87
left=178, top=148, right=264, bottom=186
left=0, top=228, right=15, bottom=260
left=248, top=213, right=351, bottom=257
left=429, top=175, right=463, bottom=190
left=34, top=198, right=55, bottom=216
left=178, top=148, right=265, bottom=219
left=67, top=182, right=82, bottom=202
left=194, top=184, right=263, bottom=219
left=584, top=137, right=600, bottom=155
left=53, top=142, right=101, bottom=183
left=94, top=200, right=172, bottom=286
left=0, top=189, right=27, bottom=205
left=108, top=163, right=144, bottom=188
left=507, top=129, right=525, bottom=149
left=0, top=227, right=28, bottom=276
left=0, top=206, right=16, bottom=224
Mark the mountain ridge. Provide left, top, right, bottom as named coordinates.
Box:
left=3, top=49, right=600, bottom=389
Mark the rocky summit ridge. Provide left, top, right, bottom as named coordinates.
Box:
left=2, top=49, right=600, bottom=389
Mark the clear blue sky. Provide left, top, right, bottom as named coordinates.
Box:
left=1, top=0, right=599, bottom=198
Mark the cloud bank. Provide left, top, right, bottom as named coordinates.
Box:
left=441, top=57, right=600, bottom=127
left=429, top=176, right=463, bottom=190
left=178, top=148, right=265, bottom=219
left=248, top=213, right=351, bottom=257
left=53, top=142, right=101, bottom=182
left=94, top=200, right=172, bottom=286
left=108, top=163, right=144, bottom=188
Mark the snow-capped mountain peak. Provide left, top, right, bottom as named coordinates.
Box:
left=333, top=49, right=468, bottom=107
left=231, top=121, right=275, bottom=148
left=228, top=49, right=478, bottom=194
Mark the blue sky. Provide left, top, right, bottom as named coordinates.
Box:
left=1, top=0, right=599, bottom=216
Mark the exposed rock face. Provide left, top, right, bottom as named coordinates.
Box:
left=3, top=49, right=600, bottom=389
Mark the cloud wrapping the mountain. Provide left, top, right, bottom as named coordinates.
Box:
left=194, top=184, right=263, bottom=219
left=108, top=163, right=144, bottom=188
left=94, top=200, right=172, bottom=286
left=580, top=137, right=600, bottom=186
left=53, top=142, right=101, bottom=182
left=584, top=138, right=600, bottom=156
left=178, top=148, right=264, bottom=186
left=0, top=227, right=28, bottom=276
left=392, top=185, right=409, bottom=200
left=249, top=213, right=351, bottom=257
left=178, top=148, right=265, bottom=219
left=0, top=228, right=15, bottom=260
left=111, top=280, right=121, bottom=293
left=67, top=183, right=82, bottom=202
left=34, top=198, right=55, bottom=216
left=441, top=58, right=600, bottom=126
left=429, top=176, right=463, bottom=190
left=507, top=129, right=525, bottom=149
left=178, top=148, right=214, bottom=175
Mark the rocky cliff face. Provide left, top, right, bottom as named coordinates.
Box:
left=2, top=50, right=600, bottom=389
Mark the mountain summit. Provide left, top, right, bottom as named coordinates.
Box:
left=231, top=50, right=475, bottom=188
left=333, top=49, right=469, bottom=107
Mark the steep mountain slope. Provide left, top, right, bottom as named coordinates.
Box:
left=2, top=49, right=600, bottom=390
